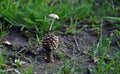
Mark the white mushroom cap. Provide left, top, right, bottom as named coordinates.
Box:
left=49, top=14, right=59, bottom=19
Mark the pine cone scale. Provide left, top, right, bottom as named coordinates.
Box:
left=42, top=32, right=59, bottom=50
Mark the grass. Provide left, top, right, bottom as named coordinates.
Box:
left=0, top=50, right=3, bottom=67
left=0, top=23, right=8, bottom=41
left=0, top=0, right=119, bottom=32
left=0, top=0, right=120, bottom=74
left=0, top=48, right=34, bottom=74
left=92, top=21, right=116, bottom=74
left=0, top=49, right=8, bottom=74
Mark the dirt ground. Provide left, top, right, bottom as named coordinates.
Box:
left=0, top=20, right=119, bottom=74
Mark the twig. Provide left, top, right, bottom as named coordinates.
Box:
left=73, top=34, right=80, bottom=51
left=73, top=34, right=93, bottom=57
left=7, top=69, right=21, bottom=74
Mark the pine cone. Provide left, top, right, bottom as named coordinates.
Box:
left=42, top=31, right=59, bottom=63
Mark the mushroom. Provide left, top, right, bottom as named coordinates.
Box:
left=42, top=14, right=59, bottom=63
left=49, top=14, right=59, bottom=30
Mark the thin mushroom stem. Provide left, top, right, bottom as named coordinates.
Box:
left=46, top=50, right=54, bottom=63
left=49, top=19, right=55, bottom=30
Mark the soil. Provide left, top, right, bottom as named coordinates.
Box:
left=0, top=19, right=119, bottom=74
